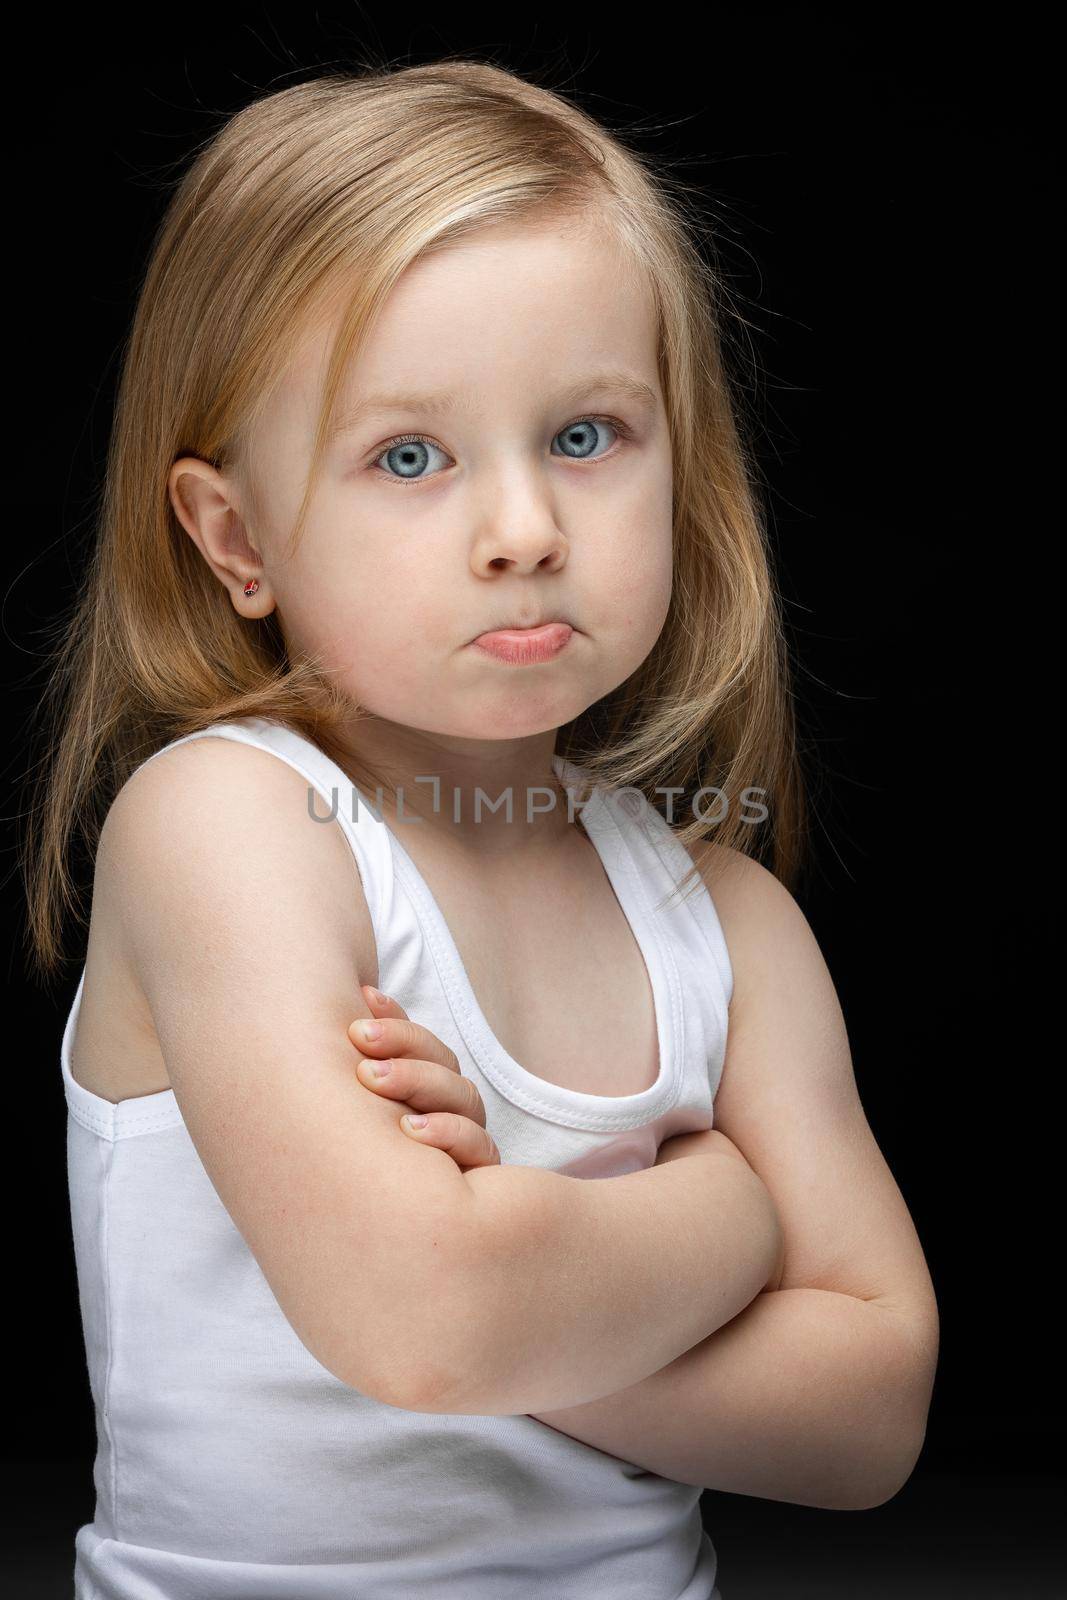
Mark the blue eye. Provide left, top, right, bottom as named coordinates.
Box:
left=372, top=435, right=450, bottom=482
left=551, top=417, right=619, bottom=461
left=369, top=415, right=625, bottom=485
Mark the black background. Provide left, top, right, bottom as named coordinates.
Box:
left=5, top=9, right=1057, bottom=1596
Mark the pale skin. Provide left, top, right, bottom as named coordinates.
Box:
left=347, top=982, right=758, bottom=1183
left=167, top=207, right=678, bottom=1114
left=169, top=207, right=674, bottom=853
left=347, top=855, right=941, bottom=1510
left=166, top=206, right=939, bottom=1508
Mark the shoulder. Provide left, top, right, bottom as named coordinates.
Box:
left=107, top=727, right=330, bottom=822
left=687, top=837, right=821, bottom=1009
left=687, top=835, right=795, bottom=931
left=101, top=731, right=358, bottom=890
left=98, top=732, right=376, bottom=985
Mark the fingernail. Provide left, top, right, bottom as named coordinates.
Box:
left=403, top=1114, right=428, bottom=1130
left=370, top=1059, right=392, bottom=1078
left=359, top=1020, right=384, bottom=1040
left=371, top=988, right=390, bottom=1006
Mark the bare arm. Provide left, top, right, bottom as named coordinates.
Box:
left=113, top=740, right=774, bottom=1423
left=106, top=736, right=481, bottom=1412
left=522, top=845, right=939, bottom=1509
left=404, top=1145, right=782, bottom=1416
left=526, top=1285, right=934, bottom=1510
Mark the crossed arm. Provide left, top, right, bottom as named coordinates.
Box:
left=527, top=847, right=940, bottom=1512
left=526, top=1286, right=933, bottom=1511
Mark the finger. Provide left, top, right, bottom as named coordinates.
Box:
left=360, top=984, right=410, bottom=1021
left=347, top=1014, right=462, bottom=1077
left=401, top=1110, right=501, bottom=1172
left=354, top=1054, right=487, bottom=1128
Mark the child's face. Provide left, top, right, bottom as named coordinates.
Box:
left=185, top=212, right=673, bottom=751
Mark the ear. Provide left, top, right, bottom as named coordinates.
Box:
left=168, top=455, right=274, bottom=617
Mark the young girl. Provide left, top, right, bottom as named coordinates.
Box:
left=25, top=59, right=938, bottom=1599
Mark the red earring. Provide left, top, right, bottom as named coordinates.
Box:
left=243, top=579, right=259, bottom=597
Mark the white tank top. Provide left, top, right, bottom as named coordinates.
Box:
left=63, top=716, right=733, bottom=1598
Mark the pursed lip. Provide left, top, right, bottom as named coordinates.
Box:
left=468, top=621, right=575, bottom=663
left=469, top=617, right=573, bottom=641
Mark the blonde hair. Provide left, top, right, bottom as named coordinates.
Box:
left=20, top=56, right=810, bottom=984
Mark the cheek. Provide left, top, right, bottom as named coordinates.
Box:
left=605, top=559, right=672, bottom=670
left=284, top=508, right=439, bottom=645
left=594, top=480, right=674, bottom=636
left=316, top=586, right=428, bottom=660
left=292, top=567, right=450, bottom=712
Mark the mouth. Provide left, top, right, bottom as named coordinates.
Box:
left=469, top=620, right=575, bottom=665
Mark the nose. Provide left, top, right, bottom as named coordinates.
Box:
left=473, top=522, right=568, bottom=576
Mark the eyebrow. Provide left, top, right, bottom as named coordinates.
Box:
left=326, top=370, right=659, bottom=441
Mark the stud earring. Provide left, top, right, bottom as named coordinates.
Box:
left=243, top=579, right=260, bottom=597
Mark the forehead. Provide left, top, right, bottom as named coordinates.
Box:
left=287, top=215, right=658, bottom=422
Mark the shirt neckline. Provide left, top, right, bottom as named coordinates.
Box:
left=381, top=753, right=684, bottom=1132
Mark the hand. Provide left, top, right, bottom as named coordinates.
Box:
left=347, top=986, right=501, bottom=1174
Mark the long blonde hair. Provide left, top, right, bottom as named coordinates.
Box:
left=20, top=56, right=810, bottom=985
